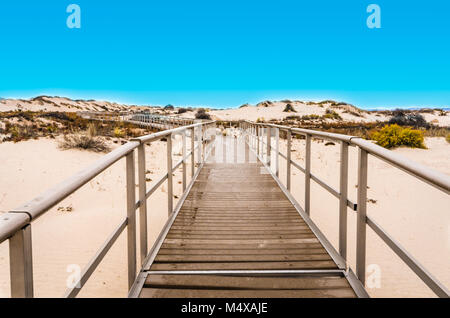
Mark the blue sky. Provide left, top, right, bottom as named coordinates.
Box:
left=0, top=1, right=449, bottom=109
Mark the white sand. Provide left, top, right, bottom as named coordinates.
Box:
left=0, top=132, right=449, bottom=298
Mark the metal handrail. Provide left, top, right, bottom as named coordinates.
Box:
left=0, top=117, right=215, bottom=297
left=241, top=120, right=450, bottom=298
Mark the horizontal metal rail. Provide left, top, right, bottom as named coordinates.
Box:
left=241, top=120, right=450, bottom=298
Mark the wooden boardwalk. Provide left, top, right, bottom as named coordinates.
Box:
left=136, top=161, right=362, bottom=298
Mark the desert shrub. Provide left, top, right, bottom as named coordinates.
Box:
left=323, top=109, right=342, bottom=120
left=389, top=112, right=429, bottom=128
left=419, top=108, right=435, bottom=114
left=257, top=101, right=273, bottom=107
left=177, top=108, right=188, bottom=114
left=195, top=108, right=211, bottom=120
left=446, top=133, right=450, bottom=143
left=114, top=127, right=125, bottom=138
left=370, top=124, right=426, bottom=149
left=4, top=124, right=37, bottom=142
left=283, top=103, right=296, bottom=112
left=302, top=114, right=320, bottom=120
left=343, top=110, right=363, bottom=117
left=59, top=124, right=109, bottom=152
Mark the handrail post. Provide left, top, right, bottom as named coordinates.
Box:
left=197, top=126, right=202, bottom=164
left=9, top=224, right=34, bottom=298
left=137, top=144, right=148, bottom=265
left=250, top=124, right=254, bottom=149
left=275, top=128, right=279, bottom=177
left=202, top=126, right=206, bottom=161
left=167, top=133, right=173, bottom=215
left=339, top=141, right=349, bottom=260
left=286, top=129, right=292, bottom=191
left=223, top=133, right=226, bottom=163
left=356, top=147, right=368, bottom=285
left=191, top=127, right=195, bottom=177
left=234, top=136, right=238, bottom=163
left=126, top=151, right=137, bottom=290
left=245, top=133, right=249, bottom=163
left=211, top=131, right=216, bottom=162
left=257, top=126, right=260, bottom=156
left=305, top=133, right=311, bottom=215
left=266, top=126, right=271, bottom=167
left=182, top=130, right=187, bottom=192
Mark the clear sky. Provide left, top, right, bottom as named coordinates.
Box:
left=0, top=1, right=449, bottom=109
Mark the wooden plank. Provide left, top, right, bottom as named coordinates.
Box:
left=164, top=238, right=319, bottom=244
left=169, top=225, right=310, bottom=231
left=157, top=248, right=328, bottom=255
left=172, top=222, right=307, bottom=227
left=140, top=288, right=355, bottom=298
left=174, top=216, right=303, bottom=221
left=173, top=219, right=305, bottom=224
left=179, top=210, right=299, bottom=214
left=165, top=234, right=316, bottom=240
left=150, top=260, right=337, bottom=270
left=161, top=243, right=325, bottom=250
left=168, top=229, right=312, bottom=235
left=145, top=274, right=351, bottom=290
left=177, top=213, right=301, bottom=218
left=155, top=254, right=332, bottom=262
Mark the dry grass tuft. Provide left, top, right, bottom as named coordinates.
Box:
left=59, top=124, right=110, bottom=152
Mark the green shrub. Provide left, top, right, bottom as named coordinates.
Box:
left=114, top=127, right=125, bottom=138
left=301, top=114, right=320, bottom=120
left=371, top=124, right=426, bottom=149
left=283, top=103, right=296, bottom=112
left=323, top=109, right=342, bottom=120
left=195, top=108, right=211, bottom=120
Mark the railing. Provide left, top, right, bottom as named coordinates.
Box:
left=79, top=111, right=195, bottom=131
left=126, top=113, right=195, bottom=130
left=0, top=120, right=216, bottom=298
left=240, top=120, right=450, bottom=298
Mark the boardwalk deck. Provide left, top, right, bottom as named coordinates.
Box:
left=136, top=162, right=360, bottom=298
